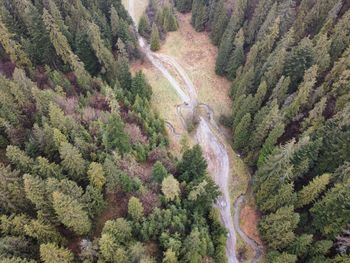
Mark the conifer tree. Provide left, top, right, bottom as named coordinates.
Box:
left=43, top=9, right=90, bottom=88
left=87, top=162, right=106, bottom=190
left=296, top=173, right=331, bottom=208
left=138, top=14, right=151, bottom=37
left=0, top=20, right=31, bottom=67
left=59, top=142, right=86, bottom=181
left=24, top=219, right=63, bottom=244
left=102, top=115, right=131, bottom=154
left=6, top=145, right=34, bottom=173
left=128, top=196, right=144, bottom=221
left=177, top=145, right=207, bottom=183
left=175, top=0, right=192, bottom=13
left=40, top=243, right=73, bottom=263
left=210, top=0, right=228, bottom=45
left=150, top=23, right=160, bottom=51
left=52, top=191, right=91, bottom=235
left=0, top=164, right=27, bottom=213
left=162, top=175, right=180, bottom=201
left=259, top=206, right=299, bottom=250
left=311, top=181, right=350, bottom=238
left=152, top=161, right=168, bottom=183
left=233, top=113, right=251, bottom=151
left=226, top=28, right=245, bottom=80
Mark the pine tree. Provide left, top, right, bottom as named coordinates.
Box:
left=59, top=142, right=86, bottom=181
left=175, top=0, right=193, bottom=13
left=191, top=0, right=207, bottom=32
left=233, top=113, right=251, bottom=151
left=102, top=115, right=131, bottom=153
left=0, top=20, right=31, bottom=67
left=259, top=206, right=299, bottom=250
left=23, top=174, right=49, bottom=211
left=162, top=175, right=180, bottom=201
left=284, top=65, right=318, bottom=121
left=128, top=196, right=144, bottom=221
left=87, top=162, right=106, bottom=190
left=210, top=0, right=228, bottom=45
left=6, top=145, right=34, bottom=173
left=24, top=219, right=63, bottom=244
left=177, top=145, right=207, bottom=182
left=138, top=14, right=151, bottom=37
left=152, top=161, right=168, bottom=183
left=52, top=191, right=91, bottom=235
left=163, top=248, right=179, bottom=263
left=0, top=164, right=27, bottom=213
left=311, top=181, right=350, bottom=238
left=150, top=23, right=160, bottom=51
left=296, top=173, right=331, bottom=208
left=226, top=28, right=245, bottom=80
left=40, top=243, right=73, bottom=263
left=43, top=9, right=90, bottom=88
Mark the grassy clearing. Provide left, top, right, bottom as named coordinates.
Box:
left=161, top=13, right=232, bottom=120
left=122, top=0, right=148, bottom=24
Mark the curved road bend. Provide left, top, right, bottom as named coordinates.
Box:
left=127, top=4, right=262, bottom=262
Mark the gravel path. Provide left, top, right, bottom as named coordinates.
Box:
left=127, top=4, right=262, bottom=262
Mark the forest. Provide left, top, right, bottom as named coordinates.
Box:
left=0, top=0, right=227, bottom=262
left=181, top=0, right=350, bottom=262
left=0, top=0, right=349, bottom=262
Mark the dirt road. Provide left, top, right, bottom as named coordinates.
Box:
left=127, top=3, right=261, bottom=262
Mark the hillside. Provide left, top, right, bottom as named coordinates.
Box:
left=0, top=0, right=229, bottom=262
left=180, top=0, right=350, bottom=262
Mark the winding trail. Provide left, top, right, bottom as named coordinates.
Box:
left=127, top=4, right=262, bottom=262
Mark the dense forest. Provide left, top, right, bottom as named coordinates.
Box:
left=0, top=0, right=228, bottom=262
left=176, top=0, right=350, bottom=262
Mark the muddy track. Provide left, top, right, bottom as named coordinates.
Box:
left=234, top=195, right=264, bottom=263
left=127, top=3, right=262, bottom=262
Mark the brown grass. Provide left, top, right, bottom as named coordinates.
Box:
left=161, top=13, right=232, bottom=120
left=122, top=0, right=148, bottom=23
left=240, top=204, right=262, bottom=245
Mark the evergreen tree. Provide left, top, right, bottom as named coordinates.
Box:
left=40, top=243, right=73, bottom=263
left=162, top=175, right=180, bottom=201
left=296, top=173, right=331, bottom=208
left=210, top=0, right=227, bottom=45
left=163, top=248, right=179, bottom=263
left=128, top=196, right=144, bottom=221
left=6, top=146, right=34, bottom=173
left=59, top=142, right=86, bottom=181
left=0, top=165, right=27, bottom=213
left=226, top=28, right=245, bottom=80
left=52, top=191, right=91, bottom=235
left=233, top=113, right=251, bottom=151
left=43, top=9, right=90, bottom=88
left=24, top=219, right=63, bottom=244
left=138, top=14, right=151, bottom=37
left=102, top=115, right=131, bottom=154
left=0, top=20, right=31, bottom=67
left=177, top=145, right=207, bottom=183
left=311, top=181, right=350, bottom=238
left=150, top=23, right=160, bottom=51
left=175, top=0, right=192, bottom=13
left=87, top=162, right=106, bottom=191
left=259, top=206, right=299, bottom=250
left=152, top=161, right=168, bottom=183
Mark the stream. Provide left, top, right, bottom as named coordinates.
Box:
left=127, top=3, right=262, bottom=262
